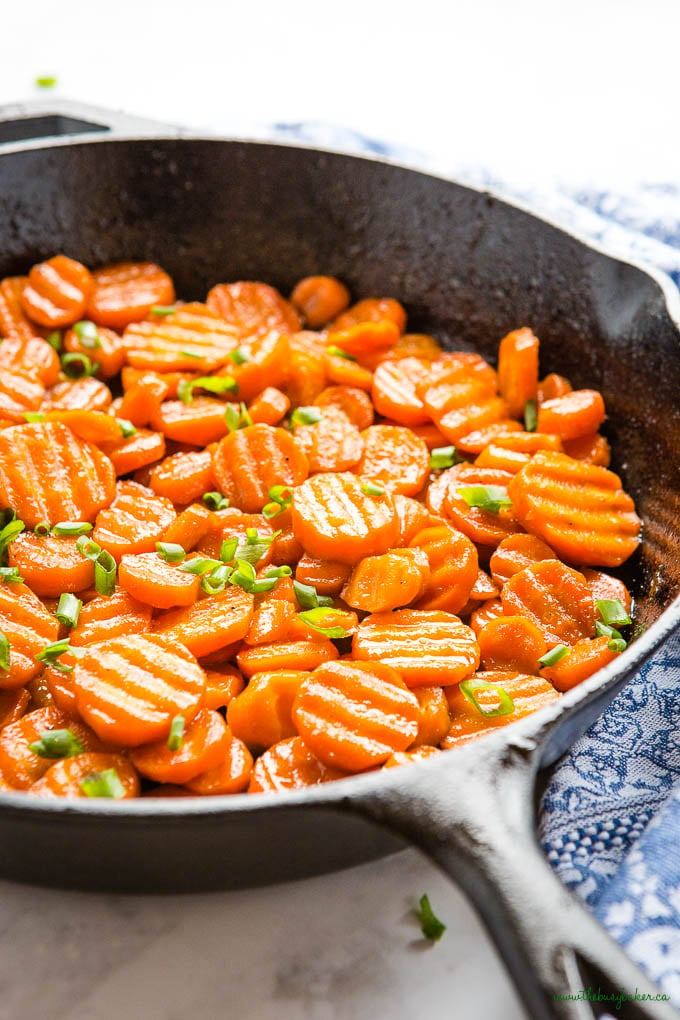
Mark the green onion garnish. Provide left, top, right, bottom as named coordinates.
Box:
left=234, top=529, right=276, bottom=566
left=416, top=894, right=446, bottom=942
left=228, top=558, right=256, bottom=591
left=201, top=563, right=232, bottom=594
left=76, top=537, right=102, bottom=560
left=0, top=632, right=9, bottom=671
left=35, top=75, right=58, bottom=88
left=167, top=714, right=186, bottom=751
left=179, top=349, right=203, bottom=359
left=538, top=644, right=569, bottom=668
left=298, top=608, right=353, bottom=639
left=61, top=352, right=99, bottom=379
left=459, top=678, right=515, bottom=717
left=524, top=399, right=538, bottom=432
left=53, top=522, right=93, bottom=537
left=94, top=550, right=116, bottom=596
left=608, top=638, right=627, bottom=653
left=229, top=347, right=249, bottom=365
left=326, top=345, right=356, bottom=361
left=35, top=638, right=84, bottom=673
left=55, top=593, right=82, bottom=628
left=73, top=320, right=101, bottom=349
left=457, top=485, right=513, bottom=514
left=251, top=578, right=278, bottom=594
left=150, top=305, right=177, bottom=316
left=0, top=517, right=24, bottom=561
left=224, top=402, right=253, bottom=432
left=118, top=418, right=137, bottom=438
left=219, top=538, right=238, bottom=563
left=596, top=599, right=632, bottom=628
left=429, top=445, right=460, bottom=471
left=177, top=375, right=238, bottom=404
left=80, top=768, right=126, bottom=799
left=28, top=728, right=85, bottom=759
left=360, top=482, right=385, bottom=497
left=156, top=542, right=186, bottom=563
left=202, top=491, right=230, bottom=511
left=268, top=485, right=293, bottom=508
left=178, top=557, right=221, bottom=576
left=293, top=580, right=320, bottom=610
left=262, top=502, right=282, bottom=519
left=45, top=331, right=62, bottom=352
left=0, top=567, right=23, bottom=584
left=23, top=412, right=46, bottom=423
left=291, top=406, right=322, bottom=426
left=34, top=521, right=51, bottom=536
left=266, top=565, right=292, bottom=578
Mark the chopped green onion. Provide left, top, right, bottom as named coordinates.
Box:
left=35, top=75, right=58, bottom=88
left=156, top=542, right=186, bottom=563
left=608, top=638, right=627, bottom=653
left=23, top=412, right=46, bottom=423
left=229, top=559, right=257, bottom=592
left=150, top=305, right=177, bottom=316
left=177, top=375, right=238, bottom=404
left=0, top=518, right=24, bottom=562
left=167, top=715, right=186, bottom=751
left=459, top=678, right=515, bottom=717
left=250, top=577, right=277, bottom=594
left=118, top=418, right=137, bottom=438
left=268, top=485, right=293, bottom=507
left=53, top=522, right=93, bottom=536
left=34, top=521, right=51, bottom=536
left=0, top=632, right=9, bottom=672
left=595, top=599, right=632, bottom=628
left=457, top=485, right=513, bottom=514
left=28, top=728, right=85, bottom=759
left=538, top=644, right=569, bottom=668
left=0, top=566, right=23, bottom=584
left=293, top=580, right=320, bottom=610
left=416, top=894, right=446, bottom=942
left=45, top=331, right=62, bottom=352
left=266, top=565, right=292, bottom=578
left=61, top=352, right=99, bottom=379
left=202, top=491, right=230, bottom=511
left=262, top=502, right=282, bottom=519
left=524, top=399, right=538, bottom=432
left=76, top=537, right=102, bottom=561
left=219, top=538, right=238, bottom=563
left=298, top=608, right=353, bottom=639
left=35, top=638, right=84, bottom=673
left=201, top=563, right=232, bottom=594
left=429, top=445, right=460, bottom=471
left=234, top=529, right=276, bottom=566
left=94, top=550, right=116, bottom=596
left=360, top=482, right=384, bottom=497
left=224, top=402, right=253, bottom=432
left=326, top=345, right=356, bottom=361
left=229, top=347, right=249, bottom=365
left=56, top=593, right=82, bottom=628
left=80, top=768, right=126, bottom=799
left=179, top=349, right=202, bottom=359
left=73, top=320, right=101, bottom=349
left=290, top=406, right=322, bottom=426
left=178, top=557, right=221, bottom=576
left=595, top=620, right=622, bottom=642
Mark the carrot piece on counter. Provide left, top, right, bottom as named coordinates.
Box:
left=315, top=385, right=374, bottom=431
left=290, top=275, right=350, bottom=328
left=248, top=735, right=347, bottom=793
left=153, top=587, right=254, bottom=659
left=354, top=424, right=430, bottom=496
left=70, top=588, right=152, bottom=646
left=102, top=429, right=166, bottom=476
left=63, top=324, right=125, bottom=380
left=371, top=356, right=431, bottom=426
left=44, top=377, right=112, bottom=411
left=536, top=389, right=606, bottom=440
left=213, top=424, right=309, bottom=514
left=410, top=685, right=451, bottom=747
left=442, top=671, right=559, bottom=749
left=332, top=297, right=407, bottom=334
left=227, top=670, right=309, bottom=750
left=0, top=707, right=99, bottom=789
left=295, top=553, right=351, bottom=595
left=537, top=373, right=572, bottom=403
left=497, top=327, right=540, bottom=419
left=184, top=731, right=254, bottom=794
left=248, top=386, right=290, bottom=426
left=477, top=615, right=547, bottom=674
left=294, top=407, right=364, bottom=473
left=8, top=533, right=94, bottom=597
left=30, top=752, right=140, bottom=798
left=501, top=560, right=596, bottom=645
left=130, top=708, right=230, bottom=784
left=581, top=568, right=633, bottom=614
left=118, top=372, right=170, bottom=426
left=118, top=552, right=200, bottom=609
left=563, top=432, right=611, bottom=466
left=93, top=480, right=175, bottom=560
left=161, top=503, right=214, bottom=551
left=87, top=262, right=175, bottom=330
left=21, top=255, right=93, bottom=329
left=489, top=533, right=558, bottom=589
left=409, top=524, right=478, bottom=615
left=341, top=547, right=429, bottom=613
left=149, top=449, right=215, bottom=506
left=207, top=281, right=301, bottom=338
left=540, top=635, right=621, bottom=691
left=237, top=638, right=339, bottom=678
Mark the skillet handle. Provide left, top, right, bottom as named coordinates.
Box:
left=0, top=99, right=179, bottom=146
left=344, top=734, right=676, bottom=1020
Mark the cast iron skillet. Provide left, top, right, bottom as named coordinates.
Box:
left=0, top=101, right=679, bottom=1020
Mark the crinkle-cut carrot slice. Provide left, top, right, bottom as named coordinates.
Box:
left=42, top=409, right=124, bottom=445
left=410, top=686, right=451, bottom=747
left=162, top=503, right=214, bottom=552
left=536, top=389, right=605, bottom=442
left=149, top=449, right=214, bottom=506
left=409, top=523, right=479, bottom=614
left=245, top=585, right=298, bottom=647
left=295, top=554, right=351, bottom=595
left=30, top=752, right=140, bottom=798
left=21, top=255, right=93, bottom=329
left=283, top=338, right=326, bottom=407
left=417, top=352, right=497, bottom=408
left=501, top=560, right=596, bottom=645
left=8, top=534, right=94, bottom=597
left=248, top=386, right=290, bottom=426
left=86, top=262, right=175, bottom=330
left=371, top=356, right=431, bottom=425
left=0, top=335, right=60, bottom=386
left=196, top=508, right=275, bottom=566
left=64, top=325, right=124, bottom=380
left=507, top=451, right=642, bottom=567
left=121, top=367, right=195, bottom=400
left=118, top=372, right=169, bottom=426
left=477, top=615, right=547, bottom=674
left=248, top=735, right=347, bottom=793
left=332, top=297, right=407, bottom=334
left=442, top=670, right=559, bottom=749
left=475, top=445, right=531, bottom=474
left=153, top=587, right=254, bottom=659
left=93, top=480, right=175, bottom=560
left=269, top=507, right=304, bottom=567
left=315, top=385, right=374, bottom=431
left=354, top=424, right=429, bottom=496
left=44, top=377, right=112, bottom=412
left=341, top=547, right=429, bottom=613
left=0, top=422, right=115, bottom=528
left=353, top=609, right=479, bottom=688
left=563, top=432, right=611, bottom=467
left=469, top=598, right=504, bottom=635
left=290, top=275, right=351, bottom=328
left=227, top=670, right=309, bottom=750
left=184, top=732, right=254, bottom=795
left=72, top=632, right=205, bottom=746
left=291, top=471, right=399, bottom=564
left=540, top=635, right=620, bottom=691
left=206, top=281, right=301, bottom=338
left=220, top=330, right=291, bottom=403
left=393, top=494, right=430, bottom=547
left=0, top=707, right=100, bottom=789
left=470, top=569, right=498, bottom=601
left=0, top=687, right=29, bottom=729
left=130, top=708, right=230, bottom=784
left=497, top=327, right=540, bottom=418
left=428, top=350, right=498, bottom=385
left=294, top=407, right=363, bottom=473
left=362, top=332, right=442, bottom=371
left=581, top=568, right=632, bottom=614
left=323, top=349, right=374, bottom=391
left=119, top=552, right=200, bottom=609
left=101, top=428, right=166, bottom=476
left=0, top=368, right=45, bottom=422
left=439, top=463, right=522, bottom=548
left=293, top=660, right=419, bottom=772
left=492, top=431, right=564, bottom=454
left=327, top=320, right=400, bottom=360
left=150, top=397, right=233, bottom=446
left=489, top=533, right=558, bottom=589
left=455, top=421, right=523, bottom=456
left=203, top=665, right=244, bottom=711
left=237, top=638, right=339, bottom=678
left=124, top=303, right=240, bottom=373
left=438, top=396, right=509, bottom=446
left=538, top=373, right=572, bottom=403
left=213, top=424, right=308, bottom=514
left=70, top=587, right=152, bottom=646
left=0, top=277, right=44, bottom=344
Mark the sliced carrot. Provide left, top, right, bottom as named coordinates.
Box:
left=101, top=428, right=166, bottom=476
left=327, top=320, right=400, bottom=359
left=44, top=377, right=112, bottom=411
left=410, top=685, right=451, bottom=747
left=72, top=632, right=205, bottom=746
left=248, top=735, right=346, bottom=793
left=438, top=395, right=508, bottom=446
left=353, top=609, right=479, bottom=687
left=581, top=568, right=632, bottom=614
left=213, top=424, right=308, bottom=514
left=393, top=494, right=431, bottom=546
left=8, top=534, right=94, bottom=597
left=206, top=281, right=300, bottom=338
left=87, top=262, right=175, bottom=330
left=477, top=615, right=547, bottom=673
left=0, top=335, right=60, bottom=386
left=123, top=302, right=238, bottom=373
left=294, top=407, right=363, bottom=473
left=70, top=588, right=152, bottom=646
left=537, top=373, right=572, bottom=403
left=153, top=587, right=254, bottom=659
left=149, top=449, right=214, bottom=506
left=244, top=588, right=297, bottom=647
left=491, top=430, right=564, bottom=454
left=161, top=503, right=214, bottom=551
left=540, top=635, right=620, bottom=691
left=442, top=671, right=559, bottom=748
left=341, top=547, right=429, bottom=613
left=0, top=277, right=40, bottom=343
left=332, top=297, right=407, bottom=334
left=290, top=275, right=351, bottom=327
left=409, top=523, right=478, bottom=614
left=42, top=409, right=124, bottom=445
left=475, top=445, right=531, bottom=474
left=248, top=386, right=290, bottom=426
left=237, top=638, right=339, bottom=678
left=0, top=707, right=99, bottom=789
left=295, top=553, right=351, bottom=595
left=118, top=552, right=200, bottom=609
left=268, top=507, right=305, bottom=567
left=183, top=731, right=254, bottom=794
left=21, top=255, right=93, bottom=329
left=469, top=598, right=505, bottom=635
left=221, top=331, right=291, bottom=403
left=196, top=508, right=275, bottom=566
left=0, top=687, right=29, bottom=729
left=439, top=463, right=521, bottom=548
left=0, top=369, right=45, bottom=423
left=497, top=327, right=539, bottom=418
left=30, top=752, right=140, bottom=798
left=371, top=357, right=431, bottom=425
left=501, top=560, right=596, bottom=645
left=315, top=385, right=374, bottom=431
left=227, top=670, right=309, bottom=749
left=362, top=332, right=441, bottom=370
left=291, top=471, right=399, bottom=564
left=354, top=424, right=429, bottom=496
left=470, top=569, right=498, bottom=600
left=203, top=665, right=244, bottom=711
left=63, top=325, right=125, bottom=379
left=150, top=397, right=232, bottom=446
left=563, top=432, right=611, bottom=466
left=322, top=350, right=374, bottom=390
left=282, top=341, right=326, bottom=407
left=507, top=451, right=642, bottom=567
left=118, top=372, right=170, bottom=426
left=93, top=480, right=175, bottom=560
left=419, top=368, right=497, bottom=422
left=130, top=708, right=229, bottom=784
left=455, top=420, right=523, bottom=456
left=121, top=366, right=194, bottom=399
left=489, top=533, right=558, bottom=589
left=536, top=390, right=606, bottom=440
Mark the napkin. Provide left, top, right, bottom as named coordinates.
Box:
left=271, top=121, right=680, bottom=1004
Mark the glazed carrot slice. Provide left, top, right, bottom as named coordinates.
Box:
left=536, top=390, right=606, bottom=440
left=227, top=670, right=309, bottom=749
left=469, top=569, right=498, bottom=601
left=0, top=335, right=60, bottom=387
left=327, top=320, right=400, bottom=360
left=101, top=429, right=166, bottom=476
left=183, top=730, right=254, bottom=794
left=162, top=503, right=214, bottom=551
left=341, top=547, right=429, bottom=613
left=237, top=638, right=338, bottom=678
left=149, top=450, right=215, bottom=506
left=21, top=256, right=93, bottom=329
left=438, top=395, right=508, bottom=446
left=563, top=432, right=611, bottom=467
left=290, top=276, right=350, bottom=328
left=581, top=568, right=632, bottom=614
left=293, top=660, right=419, bottom=772
left=419, top=367, right=497, bottom=422
left=393, top=494, right=430, bottom=546
left=477, top=615, right=547, bottom=674
left=475, top=445, right=531, bottom=474
left=455, top=420, right=523, bottom=456
left=497, top=327, right=539, bottom=418
left=507, top=451, right=642, bottom=567
left=489, top=533, right=558, bottom=589
left=130, top=708, right=230, bottom=784
left=70, top=587, right=152, bottom=646
left=206, top=281, right=301, bottom=338
left=362, top=332, right=442, bottom=371
left=153, top=587, right=254, bottom=659
left=44, top=377, right=112, bottom=411
left=371, top=357, right=431, bottom=425
left=354, top=424, right=429, bottom=496
left=220, top=331, right=291, bottom=403
left=248, top=386, right=290, bottom=426
left=248, top=735, right=346, bottom=793
left=124, top=303, right=239, bottom=373
left=411, top=685, right=451, bottom=747
left=438, top=464, right=521, bottom=548
left=196, top=508, right=275, bottom=566
left=268, top=507, right=304, bottom=567
left=442, top=671, right=559, bottom=749
left=203, top=665, right=245, bottom=711
left=0, top=277, right=41, bottom=343
left=538, top=373, right=572, bottom=403
left=30, top=752, right=140, bottom=798
left=245, top=587, right=297, bottom=647
left=322, top=349, right=373, bottom=391
left=315, top=385, right=374, bottom=431
left=0, top=422, right=115, bottom=528
left=118, top=372, right=170, bottom=426
left=63, top=325, right=125, bottom=379
left=469, top=598, right=505, bottom=635
left=291, top=471, right=399, bottom=564
left=0, top=687, right=29, bottom=729
left=150, top=397, right=232, bottom=446
left=121, top=366, right=194, bottom=400
left=87, top=262, right=175, bottom=329
left=295, top=554, right=351, bottom=595
left=42, top=409, right=124, bottom=445
left=72, top=632, right=205, bottom=746
left=540, top=635, right=620, bottom=691
left=491, top=431, right=563, bottom=454
left=118, top=552, right=200, bottom=609
left=353, top=609, right=480, bottom=687
left=501, top=560, right=596, bottom=645
left=0, top=369, right=45, bottom=423
left=93, top=481, right=175, bottom=560
left=0, top=707, right=99, bottom=789
left=294, top=407, right=363, bottom=473
left=8, top=534, right=94, bottom=597
left=409, top=524, right=478, bottom=614
left=332, top=297, right=407, bottom=334
left=283, top=340, right=326, bottom=407
left=213, top=424, right=308, bottom=514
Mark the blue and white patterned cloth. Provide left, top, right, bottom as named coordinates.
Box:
left=271, top=122, right=680, bottom=1004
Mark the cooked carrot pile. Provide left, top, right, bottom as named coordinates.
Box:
left=0, top=263, right=641, bottom=798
